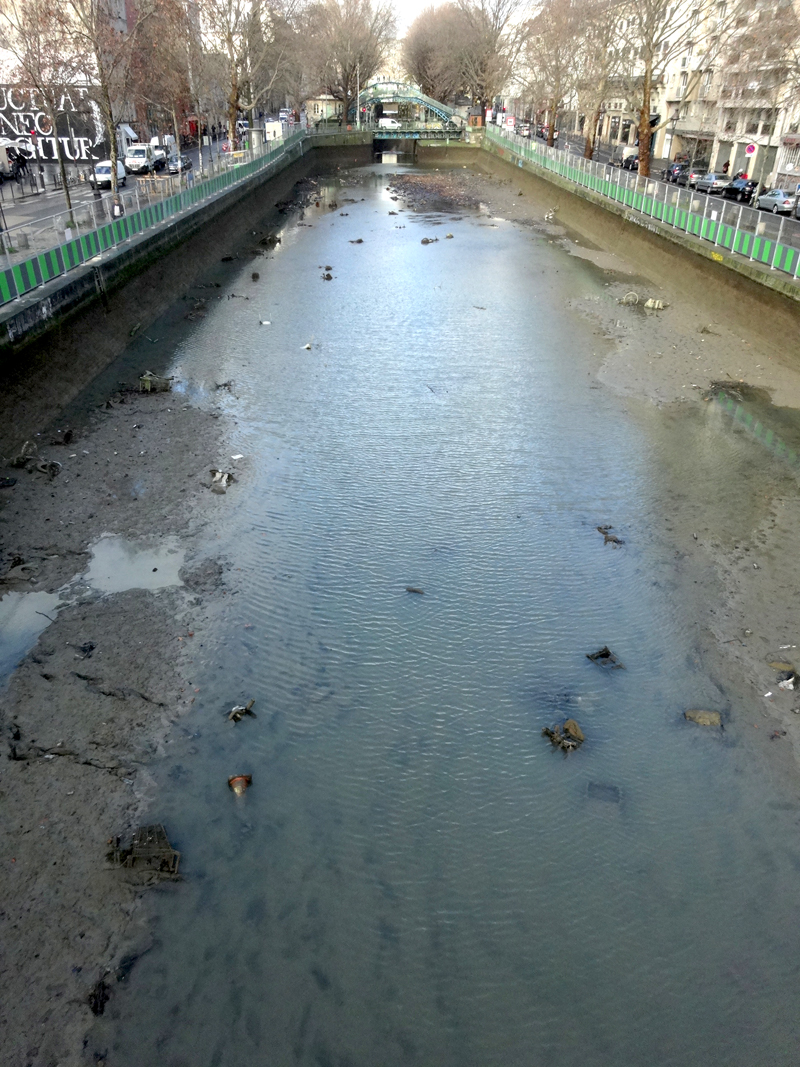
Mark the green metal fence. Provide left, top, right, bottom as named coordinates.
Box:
left=0, top=129, right=306, bottom=311
left=484, top=124, right=800, bottom=284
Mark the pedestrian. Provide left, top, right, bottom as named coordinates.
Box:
left=722, top=159, right=729, bottom=174
left=112, top=196, right=124, bottom=218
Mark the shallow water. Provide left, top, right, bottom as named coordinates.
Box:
left=0, top=590, right=61, bottom=680
left=83, top=536, right=185, bottom=594
left=94, top=164, right=800, bottom=1066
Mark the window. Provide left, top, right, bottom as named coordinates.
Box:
left=680, top=72, right=688, bottom=91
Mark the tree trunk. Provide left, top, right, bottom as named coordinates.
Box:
left=48, top=102, right=74, bottom=223
left=584, top=103, right=601, bottom=159
left=637, top=59, right=653, bottom=178
left=547, top=97, right=556, bottom=147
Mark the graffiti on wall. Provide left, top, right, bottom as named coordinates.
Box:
left=0, top=87, right=109, bottom=161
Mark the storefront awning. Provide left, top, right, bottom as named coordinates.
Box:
left=118, top=124, right=137, bottom=140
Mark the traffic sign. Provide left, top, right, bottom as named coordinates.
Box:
left=745, top=143, right=756, bottom=155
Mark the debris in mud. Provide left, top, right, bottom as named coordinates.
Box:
left=702, top=380, right=750, bottom=403
left=420, top=237, right=438, bottom=245
left=35, top=459, right=62, bottom=479
left=349, top=238, right=363, bottom=244
left=768, top=660, right=795, bottom=670
left=302, top=343, right=312, bottom=350
left=50, top=429, right=74, bottom=446
left=87, top=979, right=110, bottom=1016
left=588, top=781, right=621, bottom=803
left=322, top=272, right=333, bottom=280
left=260, top=234, right=280, bottom=247
left=139, top=371, right=173, bottom=393
left=771, top=729, right=788, bottom=740
left=252, top=272, right=260, bottom=281
left=618, top=292, right=639, bottom=306
left=73, top=642, right=95, bottom=660
left=542, top=719, right=585, bottom=752
left=597, top=525, right=624, bottom=546
left=405, top=586, right=424, bottom=594
left=228, top=698, right=256, bottom=723
left=684, top=710, right=722, bottom=727
left=388, top=210, right=397, bottom=215
left=108, top=824, right=181, bottom=875
left=777, top=671, right=798, bottom=690
left=644, top=298, right=667, bottom=310
left=214, top=380, right=234, bottom=391
left=9, top=439, right=37, bottom=467
left=699, top=324, right=720, bottom=335
left=259, top=319, right=271, bottom=326
left=445, top=233, right=454, bottom=238
left=210, top=469, right=236, bottom=494
left=587, top=646, right=625, bottom=669
left=229, top=774, right=252, bottom=796
left=0, top=476, right=16, bottom=488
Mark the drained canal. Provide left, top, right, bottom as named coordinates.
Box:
left=73, top=160, right=800, bottom=1064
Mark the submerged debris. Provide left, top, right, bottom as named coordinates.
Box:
left=228, top=699, right=256, bottom=723
left=542, top=719, right=585, bottom=752
left=420, top=237, right=438, bottom=245
left=35, top=460, right=62, bottom=479
left=88, top=979, right=111, bottom=1016
left=587, top=646, right=625, bottom=669
left=228, top=774, right=252, bottom=796
left=349, top=238, right=364, bottom=244
left=139, top=371, right=173, bottom=393
left=643, top=298, right=667, bottom=310
left=618, top=291, right=639, bottom=306
left=597, top=524, right=624, bottom=546
left=684, top=710, right=722, bottom=727
left=210, top=469, right=236, bottom=494
left=405, top=586, right=425, bottom=594
left=108, top=824, right=181, bottom=875
left=588, top=781, right=621, bottom=803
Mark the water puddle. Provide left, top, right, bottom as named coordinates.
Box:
left=0, top=590, right=61, bottom=681
left=83, top=536, right=185, bottom=594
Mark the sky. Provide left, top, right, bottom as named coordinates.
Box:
left=393, top=0, right=431, bottom=34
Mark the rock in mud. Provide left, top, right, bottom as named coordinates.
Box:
left=542, top=720, right=585, bottom=752
left=684, top=710, right=722, bottom=727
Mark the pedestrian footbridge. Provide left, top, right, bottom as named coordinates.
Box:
left=358, top=81, right=461, bottom=127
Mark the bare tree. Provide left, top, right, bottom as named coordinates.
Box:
left=201, top=0, right=302, bottom=147
left=0, top=0, right=83, bottom=219
left=303, top=0, right=395, bottom=126
left=455, top=0, right=527, bottom=109
left=572, top=0, right=628, bottom=158
left=518, top=0, right=575, bottom=146
left=62, top=0, right=150, bottom=194
left=402, top=5, right=465, bottom=103
left=618, top=0, right=746, bottom=177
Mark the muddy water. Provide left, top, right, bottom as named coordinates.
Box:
left=96, top=165, right=800, bottom=1066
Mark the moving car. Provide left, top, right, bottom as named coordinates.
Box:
left=89, top=159, right=127, bottom=188
left=124, top=143, right=157, bottom=173
left=755, top=188, right=796, bottom=213
left=150, top=144, right=169, bottom=170
left=167, top=154, right=192, bottom=174
left=720, top=177, right=758, bottom=203
left=378, top=117, right=402, bottom=129
left=694, top=172, right=730, bottom=194
left=517, top=123, right=530, bottom=137
left=622, top=153, right=639, bottom=171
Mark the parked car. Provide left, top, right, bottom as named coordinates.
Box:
left=517, top=123, right=530, bottom=137
left=378, top=117, right=402, bottom=129
left=90, top=159, right=127, bottom=189
left=621, top=153, right=639, bottom=171
left=315, top=116, right=342, bottom=128
left=755, top=188, right=796, bottom=213
left=124, top=143, right=158, bottom=173
left=675, top=163, right=708, bottom=187
left=664, top=162, right=687, bottom=183
left=720, top=177, right=759, bottom=203
left=695, top=172, right=730, bottom=194
left=167, top=154, right=192, bottom=174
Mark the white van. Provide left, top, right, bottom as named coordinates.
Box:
left=124, top=143, right=157, bottom=174
left=378, top=117, right=402, bottom=129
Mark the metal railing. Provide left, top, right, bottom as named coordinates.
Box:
left=485, top=124, right=800, bottom=284
left=0, top=129, right=306, bottom=309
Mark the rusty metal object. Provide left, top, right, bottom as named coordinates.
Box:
left=228, top=774, right=252, bottom=796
